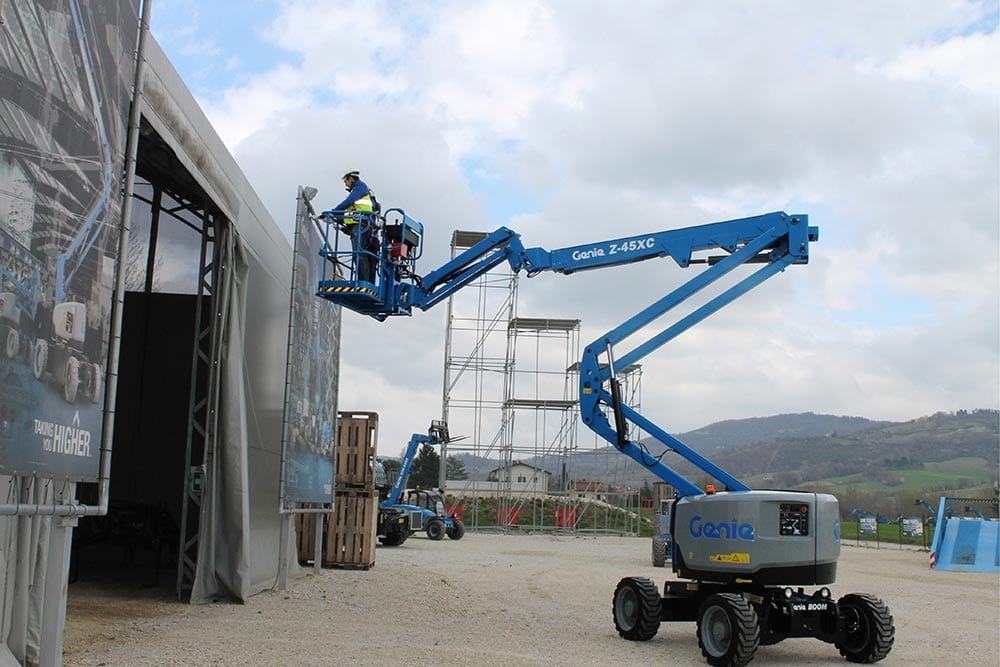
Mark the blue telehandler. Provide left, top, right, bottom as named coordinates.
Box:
left=309, top=193, right=894, bottom=666
left=380, top=420, right=464, bottom=542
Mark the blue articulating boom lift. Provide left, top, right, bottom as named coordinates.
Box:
left=313, top=202, right=894, bottom=666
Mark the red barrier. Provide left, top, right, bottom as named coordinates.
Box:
left=555, top=507, right=577, bottom=528
left=498, top=506, right=520, bottom=526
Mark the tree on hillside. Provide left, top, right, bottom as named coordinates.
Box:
left=409, top=443, right=440, bottom=488
left=447, top=455, right=468, bottom=480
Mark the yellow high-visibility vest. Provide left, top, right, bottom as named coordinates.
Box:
left=346, top=193, right=374, bottom=224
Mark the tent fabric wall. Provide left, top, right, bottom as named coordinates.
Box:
left=191, top=225, right=253, bottom=603
left=140, top=36, right=303, bottom=602
left=0, top=481, right=58, bottom=665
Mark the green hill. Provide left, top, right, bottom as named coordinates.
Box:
left=453, top=410, right=1000, bottom=503
left=674, top=412, right=884, bottom=456
left=702, top=410, right=998, bottom=487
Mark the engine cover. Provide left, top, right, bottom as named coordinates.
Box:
left=53, top=302, right=87, bottom=343
left=673, top=490, right=840, bottom=585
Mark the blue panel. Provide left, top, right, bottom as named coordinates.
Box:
left=934, top=518, right=1000, bottom=573
left=950, top=521, right=980, bottom=565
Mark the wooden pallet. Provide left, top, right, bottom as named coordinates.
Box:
left=335, top=411, right=378, bottom=491
left=327, top=490, right=377, bottom=569
left=295, top=492, right=377, bottom=568
left=294, top=506, right=322, bottom=564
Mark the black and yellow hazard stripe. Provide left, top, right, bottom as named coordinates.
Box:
left=320, top=285, right=377, bottom=297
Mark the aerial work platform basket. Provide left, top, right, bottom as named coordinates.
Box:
left=314, top=208, right=424, bottom=319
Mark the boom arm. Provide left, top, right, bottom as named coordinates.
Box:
left=386, top=420, right=450, bottom=505
left=57, top=0, right=115, bottom=305
left=316, top=207, right=817, bottom=499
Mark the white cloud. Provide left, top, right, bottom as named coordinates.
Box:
left=885, top=31, right=1000, bottom=96
left=158, top=1, right=999, bottom=451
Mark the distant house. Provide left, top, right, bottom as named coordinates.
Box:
left=488, top=461, right=552, bottom=494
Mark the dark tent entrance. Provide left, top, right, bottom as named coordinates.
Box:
left=72, top=120, right=222, bottom=599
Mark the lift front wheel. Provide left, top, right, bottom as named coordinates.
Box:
left=426, top=518, right=445, bottom=540
left=64, top=356, right=80, bottom=404
left=696, top=593, right=759, bottom=667
left=446, top=518, right=465, bottom=540
left=612, top=577, right=660, bottom=641
left=835, top=593, right=894, bottom=663
left=32, top=339, right=48, bottom=380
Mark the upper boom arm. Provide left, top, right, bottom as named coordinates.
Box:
left=521, top=212, right=814, bottom=275
left=315, top=203, right=818, bottom=498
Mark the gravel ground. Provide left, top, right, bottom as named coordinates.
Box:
left=63, top=534, right=999, bottom=666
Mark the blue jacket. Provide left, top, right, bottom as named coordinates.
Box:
left=323, top=179, right=370, bottom=216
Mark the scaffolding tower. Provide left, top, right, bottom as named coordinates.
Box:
left=441, top=231, right=640, bottom=535
left=439, top=230, right=517, bottom=527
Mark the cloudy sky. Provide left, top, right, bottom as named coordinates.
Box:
left=150, top=0, right=999, bottom=454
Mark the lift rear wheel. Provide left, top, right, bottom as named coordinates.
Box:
left=652, top=536, right=667, bottom=567
left=696, top=593, right=759, bottom=667
left=426, top=517, right=445, bottom=540
left=835, top=593, right=894, bottom=663
left=87, top=362, right=102, bottom=403
left=612, top=577, right=660, bottom=641
left=5, top=329, right=18, bottom=359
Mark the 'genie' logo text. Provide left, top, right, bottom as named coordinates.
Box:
left=689, top=515, right=754, bottom=541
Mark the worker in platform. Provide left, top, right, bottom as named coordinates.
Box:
left=321, top=170, right=379, bottom=284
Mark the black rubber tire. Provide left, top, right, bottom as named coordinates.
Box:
left=446, top=519, right=465, bottom=540
left=32, top=338, right=48, bottom=380
left=64, top=356, right=80, bottom=404
left=612, top=577, right=660, bottom=641
left=652, top=536, right=667, bottom=567
left=5, top=328, right=18, bottom=359
left=379, top=532, right=407, bottom=547
left=835, top=593, right=895, bottom=663
left=696, top=593, right=760, bottom=667
left=87, top=362, right=102, bottom=403
left=426, top=517, right=445, bottom=541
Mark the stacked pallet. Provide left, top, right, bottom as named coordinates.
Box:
left=335, top=411, right=378, bottom=490
left=296, top=412, right=379, bottom=569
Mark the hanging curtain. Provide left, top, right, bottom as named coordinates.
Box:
left=190, top=223, right=252, bottom=604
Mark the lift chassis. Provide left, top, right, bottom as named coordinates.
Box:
left=612, top=492, right=893, bottom=665
left=614, top=577, right=893, bottom=666
left=308, top=190, right=895, bottom=665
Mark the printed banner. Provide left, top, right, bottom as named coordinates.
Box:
left=0, top=0, right=140, bottom=480
left=858, top=515, right=877, bottom=536
left=901, top=516, right=924, bottom=537
left=280, top=191, right=340, bottom=503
